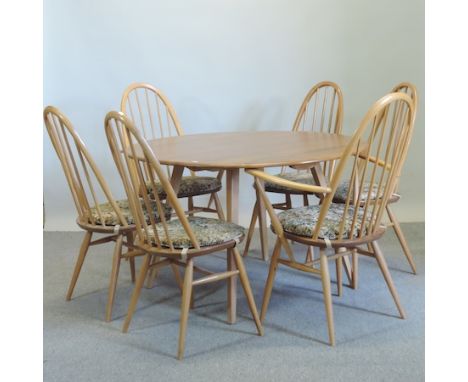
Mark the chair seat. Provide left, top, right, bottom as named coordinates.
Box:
left=264, top=172, right=317, bottom=194
left=148, top=217, right=245, bottom=249
left=147, top=176, right=221, bottom=199
left=277, top=203, right=370, bottom=240
left=332, top=181, right=399, bottom=204
left=89, top=199, right=172, bottom=226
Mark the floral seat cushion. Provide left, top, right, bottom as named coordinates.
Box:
left=264, top=172, right=317, bottom=193
left=89, top=199, right=172, bottom=226
left=277, top=203, right=369, bottom=240
left=148, top=216, right=245, bottom=248
left=147, top=176, right=221, bottom=199
left=332, top=181, right=387, bottom=203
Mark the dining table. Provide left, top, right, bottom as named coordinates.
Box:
left=147, top=130, right=352, bottom=323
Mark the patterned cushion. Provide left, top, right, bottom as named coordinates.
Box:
left=148, top=217, right=245, bottom=248
left=264, top=172, right=317, bottom=193
left=89, top=199, right=172, bottom=226
left=278, top=203, right=368, bottom=240
left=147, top=176, right=221, bottom=198
left=332, top=181, right=384, bottom=203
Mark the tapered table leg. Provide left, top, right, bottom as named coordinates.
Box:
left=226, top=168, right=239, bottom=324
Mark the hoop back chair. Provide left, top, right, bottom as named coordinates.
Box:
left=121, top=83, right=225, bottom=219
left=43, top=106, right=162, bottom=322
left=105, top=111, right=263, bottom=360
left=247, top=92, right=414, bottom=345
left=333, top=82, right=418, bottom=276
left=243, top=81, right=343, bottom=258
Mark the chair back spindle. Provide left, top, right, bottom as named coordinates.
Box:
left=314, top=92, right=414, bottom=242
left=44, top=106, right=128, bottom=228
left=285, top=81, right=343, bottom=181
left=121, top=83, right=186, bottom=178
left=105, top=111, right=200, bottom=253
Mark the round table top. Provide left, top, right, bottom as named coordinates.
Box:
left=147, top=131, right=352, bottom=169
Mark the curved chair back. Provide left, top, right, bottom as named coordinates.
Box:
left=105, top=111, right=200, bottom=252
left=43, top=106, right=128, bottom=228
left=390, top=82, right=418, bottom=193
left=287, top=81, right=343, bottom=181
left=313, top=92, right=415, bottom=242
left=121, top=82, right=191, bottom=178
left=292, top=81, right=343, bottom=134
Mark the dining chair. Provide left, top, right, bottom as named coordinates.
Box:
left=105, top=110, right=263, bottom=360
left=333, top=82, right=418, bottom=280
left=247, top=92, right=414, bottom=345
left=43, top=106, right=179, bottom=322
left=121, top=83, right=225, bottom=219
left=242, top=81, right=343, bottom=259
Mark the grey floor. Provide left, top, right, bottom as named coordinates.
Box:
left=44, top=224, right=424, bottom=382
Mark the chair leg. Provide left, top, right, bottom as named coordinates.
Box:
left=212, top=192, right=226, bottom=221
left=171, top=264, right=184, bottom=292
left=320, top=249, right=335, bottom=346
left=371, top=241, right=406, bottom=319
left=243, top=200, right=258, bottom=257
left=232, top=248, right=264, bottom=336
left=260, top=238, right=281, bottom=322
left=351, top=249, right=358, bottom=289
left=256, top=188, right=269, bottom=261
left=188, top=197, right=194, bottom=217
left=122, top=253, right=151, bottom=333
left=335, top=256, right=343, bottom=297
left=227, top=249, right=237, bottom=324
left=66, top=231, right=92, bottom=300
left=145, top=255, right=159, bottom=289
left=303, top=194, right=309, bottom=206
left=386, top=205, right=417, bottom=274
left=305, top=246, right=314, bottom=264
left=177, top=259, right=194, bottom=360
left=342, top=255, right=353, bottom=288
left=105, top=234, right=123, bottom=322
left=125, top=232, right=136, bottom=283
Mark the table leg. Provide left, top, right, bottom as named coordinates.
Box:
left=310, top=164, right=327, bottom=201
left=226, top=169, right=239, bottom=324
left=256, top=168, right=269, bottom=261
left=170, top=165, right=185, bottom=195
left=143, top=165, right=185, bottom=290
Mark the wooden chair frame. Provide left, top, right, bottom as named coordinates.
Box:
left=382, top=82, right=418, bottom=274
left=43, top=106, right=146, bottom=322
left=247, top=92, right=415, bottom=345
left=105, top=111, right=263, bottom=360
left=243, top=81, right=344, bottom=258
left=121, top=82, right=225, bottom=219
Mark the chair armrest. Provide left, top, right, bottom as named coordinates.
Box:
left=246, top=169, right=332, bottom=194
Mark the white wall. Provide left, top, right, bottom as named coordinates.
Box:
left=43, top=0, right=424, bottom=230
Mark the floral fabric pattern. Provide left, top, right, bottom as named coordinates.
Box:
left=277, top=203, right=370, bottom=240
left=333, top=181, right=384, bottom=203
left=146, top=176, right=221, bottom=199
left=89, top=199, right=172, bottom=226
left=147, top=217, right=245, bottom=248
left=264, top=172, right=317, bottom=193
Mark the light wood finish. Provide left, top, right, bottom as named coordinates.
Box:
left=146, top=131, right=351, bottom=170
left=105, top=111, right=263, bottom=360
left=384, top=83, right=418, bottom=273
left=243, top=82, right=344, bottom=258
left=178, top=259, right=194, bottom=360
left=386, top=205, right=417, bottom=273
left=249, top=92, right=415, bottom=345
left=121, top=82, right=225, bottom=218
left=335, top=83, right=419, bottom=285
left=320, top=249, right=335, bottom=346
left=43, top=106, right=146, bottom=322
left=145, top=129, right=351, bottom=262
